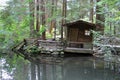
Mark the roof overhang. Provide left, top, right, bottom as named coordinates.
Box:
left=63, top=20, right=96, bottom=28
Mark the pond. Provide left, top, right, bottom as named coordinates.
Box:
left=0, top=54, right=120, bottom=80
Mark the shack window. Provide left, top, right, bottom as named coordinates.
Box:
left=85, top=30, right=90, bottom=36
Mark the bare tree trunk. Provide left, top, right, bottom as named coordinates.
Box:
left=110, top=22, right=112, bottom=32
left=29, top=0, right=35, bottom=37
left=49, top=0, right=57, bottom=40
left=36, top=0, right=40, bottom=32
left=96, top=0, right=105, bottom=34
left=49, top=0, right=55, bottom=39
left=54, top=0, right=57, bottom=40
left=114, top=25, right=116, bottom=35
left=89, top=0, right=94, bottom=22
left=40, top=0, right=46, bottom=40
left=61, top=0, right=67, bottom=40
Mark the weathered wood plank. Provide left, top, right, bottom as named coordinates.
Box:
left=38, top=40, right=64, bottom=53
left=102, top=45, right=120, bottom=53
left=64, top=47, right=93, bottom=54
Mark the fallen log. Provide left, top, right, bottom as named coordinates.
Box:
left=12, top=41, right=25, bottom=51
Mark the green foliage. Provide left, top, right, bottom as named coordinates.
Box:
left=0, top=0, right=29, bottom=53
left=0, top=0, right=120, bottom=54
left=39, top=25, right=46, bottom=35
left=23, top=45, right=40, bottom=54
left=99, top=0, right=120, bottom=35
left=67, top=0, right=90, bottom=21
left=92, top=30, right=102, bottom=46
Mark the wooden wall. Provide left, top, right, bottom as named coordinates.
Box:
left=66, top=25, right=93, bottom=49
left=67, top=27, right=92, bottom=43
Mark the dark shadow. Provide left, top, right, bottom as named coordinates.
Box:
left=64, top=52, right=93, bottom=57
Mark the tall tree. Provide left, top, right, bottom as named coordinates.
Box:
left=96, top=0, right=105, bottom=34
left=49, top=0, right=58, bottom=40
left=49, top=0, right=55, bottom=38
left=29, top=0, right=35, bottom=37
left=36, top=0, right=40, bottom=32
left=89, top=0, right=94, bottom=22
left=40, top=0, right=46, bottom=39
left=61, top=0, right=67, bottom=40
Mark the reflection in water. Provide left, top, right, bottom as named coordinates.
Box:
left=29, top=57, right=120, bottom=80
left=30, top=62, right=64, bottom=80
left=1, top=56, right=120, bottom=80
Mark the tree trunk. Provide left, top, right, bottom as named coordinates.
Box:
left=36, top=0, right=40, bottom=32
left=89, top=0, right=94, bottom=22
left=61, top=0, right=67, bottom=40
left=49, top=0, right=55, bottom=38
left=96, top=0, right=105, bottom=34
left=49, top=0, right=57, bottom=40
left=29, top=0, right=35, bottom=37
left=40, top=0, right=46, bottom=40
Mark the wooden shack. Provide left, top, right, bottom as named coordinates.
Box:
left=63, top=20, right=96, bottom=54
left=14, top=20, right=96, bottom=58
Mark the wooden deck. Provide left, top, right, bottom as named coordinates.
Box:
left=38, top=40, right=64, bottom=54
left=37, top=40, right=94, bottom=54
left=64, top=47, right=93, bottom=54
left=14, top=39, right=94, bottom=55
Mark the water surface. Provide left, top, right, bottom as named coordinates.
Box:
left=0, top=55, right=120, bottom=80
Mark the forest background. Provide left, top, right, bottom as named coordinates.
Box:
left=0, top=0, right=120, bottom=54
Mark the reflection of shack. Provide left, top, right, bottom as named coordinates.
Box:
left=30, top=58, right=120, bottom=80
left=63, top=20, right=96, bottom=54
